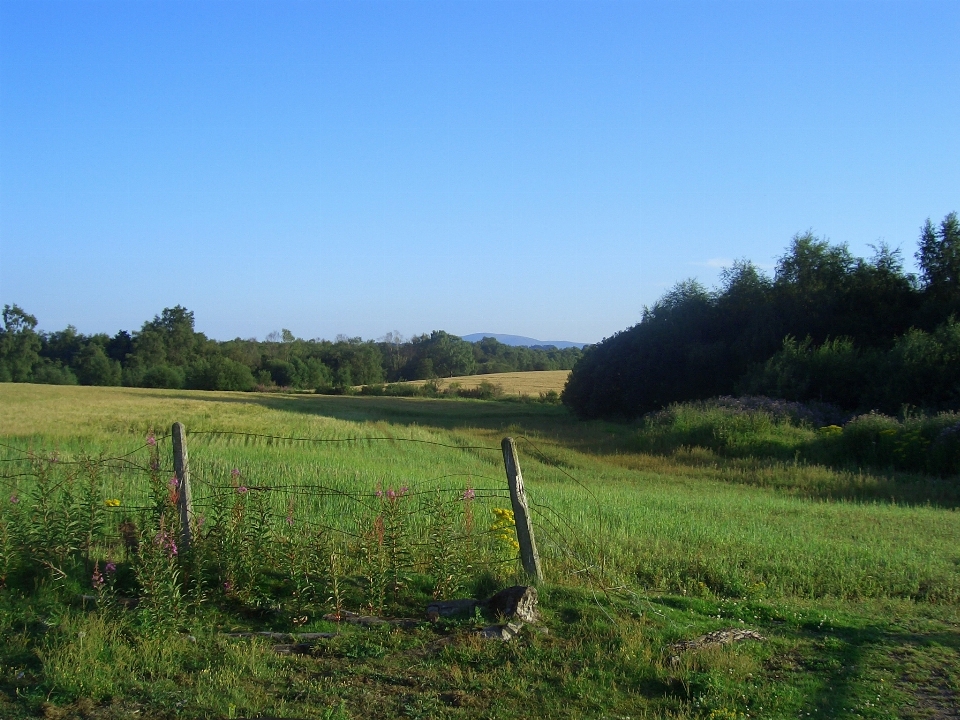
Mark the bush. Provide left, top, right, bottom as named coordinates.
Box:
left=929, top=421, right=960, bottom=476
left=139, top=365, right=185, bottom=389
left=186, top=356, right=256, bottom=392
left=635, top=398, right=818, bottom=460
left=741, top=336, right=874, bottom=410
left=458, top=381, right=504, bottom=400
left=32, top=360, right=78, bottom=385
left=840, top=412, right=960, bottom=472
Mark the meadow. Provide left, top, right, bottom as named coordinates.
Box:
left=0, top=383, right=958, bottom=719
left=390, top=370, right=571, bottom=398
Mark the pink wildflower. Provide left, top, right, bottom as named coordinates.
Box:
left=169, top=477, right=180, bottom=489
left=91, top=562, right=104, bottom=590
left=237, top=486, right=248, bottom=494
left=462, top=486, right=475, bottom=501
left=387, top=488, right=396, bottom=500
left=154, top=529, right=178, bottom=557
left=230, top=468, right=241, bottom=478
left=399, top=486, right=409, bottom=496
left=375, top=489, right=383, bottom=498
left=146, top=434, right=156, bottom=447
left=9, top=494, right=18, bottom=505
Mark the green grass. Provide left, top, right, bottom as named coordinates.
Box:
left=1, top=384, right=959, bottom=719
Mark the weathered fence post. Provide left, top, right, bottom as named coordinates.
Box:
left=171, top=422, right=193, bottom=554
left=501, top=437, right=543, bottom=582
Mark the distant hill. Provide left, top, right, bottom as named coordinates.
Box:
left=460, top=333, right=587, bottom=349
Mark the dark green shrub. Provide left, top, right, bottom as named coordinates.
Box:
left=928, top=421, right=960, bottom=476
left=186, top=356, right=255, bottom=391
left=139, top=365, right=185, bottom=389
left=635, top=397, right=823, bottom=460
left=32, top=360, right=78, bottom=385
left=539, top=390, right=562, bottom=404
left=840, top=413, right=900, bottom=467
left=457, top=381, right=503, bottom=400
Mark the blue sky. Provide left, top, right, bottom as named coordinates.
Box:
left=1, top=0, right=957, bottom=343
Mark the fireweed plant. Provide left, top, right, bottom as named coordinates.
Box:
left=0, top=432, right=529, bottom=652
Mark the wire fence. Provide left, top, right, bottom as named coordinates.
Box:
left=0, top=426, right=606, bottom=609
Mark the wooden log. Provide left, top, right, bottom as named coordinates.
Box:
left=501, top=438, right=543, bottom=581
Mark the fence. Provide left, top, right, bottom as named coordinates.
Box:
left=0, top=423, right=604, bottom=618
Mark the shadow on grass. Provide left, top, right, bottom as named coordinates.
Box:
left=143, top=391, right=960, bottom=509
left=787, top=621, right=960, bottom=718
left=648, top=594, right=960, bottom=717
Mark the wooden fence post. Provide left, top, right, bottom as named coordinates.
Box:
left=171, top=422, right=193, bottom=554
left=501, top=437, right=543, bottom=582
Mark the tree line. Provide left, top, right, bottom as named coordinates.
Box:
left=563, top=212, right=960, bottom=419
left=0, top=308, right=582, bottom=393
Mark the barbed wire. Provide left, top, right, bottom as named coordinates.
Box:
left=0, top=427, right=610, bottom=592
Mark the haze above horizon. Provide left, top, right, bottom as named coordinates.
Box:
left=1, top=1, right=957, bottom=344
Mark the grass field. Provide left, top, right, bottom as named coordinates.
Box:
left=389, top=369, right=571, bottom=396
left=1, top=383, right=958, bottom=719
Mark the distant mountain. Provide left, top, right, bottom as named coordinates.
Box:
left=460, top=333, right=588, bottom=349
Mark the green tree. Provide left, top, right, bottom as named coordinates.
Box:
left=411, top=331, right=476, bottom=378
left=131, top=306, right=203, bottom=368
left=0, top=305, right=41, bottom=382
left=917, top=212, right=960, bottom=293
left=75, top=345, right=122, bottom=386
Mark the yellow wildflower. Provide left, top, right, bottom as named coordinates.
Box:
left=104, top=498, right=121, bottom=508
left=491, top=508, right=519, bottom=553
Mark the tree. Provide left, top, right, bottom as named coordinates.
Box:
left=134, top=306, right=203, bottom=367
left=0, top=304, right=41, bottom=382
left=917, top=212, right=960, bottom=292
left=75, top=345, right=122, bottom=386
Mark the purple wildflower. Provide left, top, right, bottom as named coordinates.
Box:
left=105, top=561, right=117, bottom=574
left=230, top=468, right=241, bottom=478
left=9, top=494, right=18, bottom=505
left=462, top=486, right=475, bottom=501
left=237, top=486, right=248, bottom=494
left=387, top=488, right=396, bottom=500
left=375, top=489, right=383, bottom=498
left=146, top=434, right=156, bottom=447
left=399, top=486, right=409, bottom=496
left=168, top=477, right=180, bottom=489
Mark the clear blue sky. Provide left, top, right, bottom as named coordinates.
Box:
left=1, top=0, right=957, bottom=344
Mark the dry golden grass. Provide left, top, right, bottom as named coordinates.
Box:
left=397, top=369, right=571, bottom=396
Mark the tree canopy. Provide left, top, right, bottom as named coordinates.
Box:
left=563, top=213, right=960, bottom=419
left=0, top=306, right=581, bottom=393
